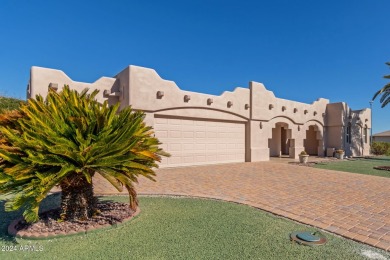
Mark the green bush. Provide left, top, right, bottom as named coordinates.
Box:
left=0, top=86, right=169, bottom=222
left=371, top=142, right=390, bottom=156
left=0, top=96, right=25, bottom=113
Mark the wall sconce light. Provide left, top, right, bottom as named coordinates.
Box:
left=156, top=91, right=164, bottom=99
left=365, top=119, right=368, bottom=122
left=48, top=83, right=58, bottom=91
left=298, top=125, right=300, bottom=131
left=282, top=106, right=286, bottom=111
left=227, top=101, right=233, bottom=108
left=314, top=111, right=317, bottom=116
left=184, top=95, right=191, bottom=102
left=207, top=98, right=213, bottom=105
left=304, top=110, right=308, bottom=114
left=269, top=104, right=274, bottom=110
left=260, top=122, right=263, bottom=129
left=245, top=104, right=250, bottom=110
left=294, top=108, right=298, bottom=113
left=322, top=113, right=325, bottom=117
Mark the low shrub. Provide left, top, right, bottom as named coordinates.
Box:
left=0, top=96, right=25, bottom=113
left=371, top=142, right=390, bottom=156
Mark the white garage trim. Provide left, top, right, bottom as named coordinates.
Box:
left=154, top=116, right=246, bottom=167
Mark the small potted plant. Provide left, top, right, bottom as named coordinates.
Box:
left=335, top=149, right=345, bottom=159
left=299, top=151, right=309, bottom=163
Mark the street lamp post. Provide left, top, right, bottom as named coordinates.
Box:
left=369, top=100, right=373, bottom=148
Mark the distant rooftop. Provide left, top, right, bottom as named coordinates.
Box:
left=373, top=130, right=390, bottom=137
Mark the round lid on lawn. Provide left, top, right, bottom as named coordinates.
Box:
left=296, top=232, right=321, bottom=242
left=290, top=231, right=327, bottom=246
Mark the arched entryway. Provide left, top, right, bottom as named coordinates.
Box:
left=268, top=122, right=293, bottom=157
left=304, top=125, right=319, bottom=155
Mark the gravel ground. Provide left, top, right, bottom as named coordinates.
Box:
left=15, top=201, right=134, bottom=235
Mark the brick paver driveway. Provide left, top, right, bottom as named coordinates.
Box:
left=94, top=161, right=390, bottom=251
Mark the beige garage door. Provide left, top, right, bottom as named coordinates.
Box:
left=154, top=117, right=245, bottom=167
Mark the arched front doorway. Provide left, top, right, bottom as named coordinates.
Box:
left=268, top=122, right=293, bottom=157
left=303, top=125, right=321, bottom=155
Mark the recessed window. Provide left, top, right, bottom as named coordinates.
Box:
left=364, top=125, right=368, bottom=143
left=346, top=123, right=351, bottom=144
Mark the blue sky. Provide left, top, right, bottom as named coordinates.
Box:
left=0, top=0, right=389, bottom=133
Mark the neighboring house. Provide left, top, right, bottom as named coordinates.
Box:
left=28, top=66, right=372, bottom=167
left=373, top=130, right=390, bottom=143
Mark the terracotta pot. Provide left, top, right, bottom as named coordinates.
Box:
left=335, top=152, right=344, bottom=159
left=299, top=154, right=309, bottom=163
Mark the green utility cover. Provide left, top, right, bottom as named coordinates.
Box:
left=296, top=232, right=321, bottom=242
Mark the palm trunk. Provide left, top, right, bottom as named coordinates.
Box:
left=59, top=172, right=97, bottom=221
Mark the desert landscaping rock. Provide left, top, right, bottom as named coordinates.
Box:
left=9, top=201, right=139, bottom=239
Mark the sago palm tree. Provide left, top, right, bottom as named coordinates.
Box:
left=0, top=86, right=168, bottom=223
left=372, top=62, right=390, bottom=108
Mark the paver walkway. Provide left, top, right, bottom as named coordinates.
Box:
left=93, top=161, right=390, bottom=251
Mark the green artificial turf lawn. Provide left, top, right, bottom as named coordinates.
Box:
left=0, top=195, right=389, bottom=260
left=314, top=156, right=390, bottom=178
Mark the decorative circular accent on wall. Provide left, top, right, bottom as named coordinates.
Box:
left=156, top=91, right=164, bottom=99
left=49, top=83, right=59, bottom=91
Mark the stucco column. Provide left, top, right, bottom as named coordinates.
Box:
left=317, top=130, right=325, bottom=157
left=249, top=120, right=270, bottom=161
left=292, top=125, right=305, bottom=159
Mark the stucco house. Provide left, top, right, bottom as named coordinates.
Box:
left=28, top=65, right=372, bottom=167
left=373, top=130, right=390, bottom=143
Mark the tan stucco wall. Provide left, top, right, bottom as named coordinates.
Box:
left=325, top=102, right=371, bottom=157
left=115, top=66, right=250, bottom=122
left=28, top=65, right=372, bottom=165
left=29, top=66, right=119, bottom=105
